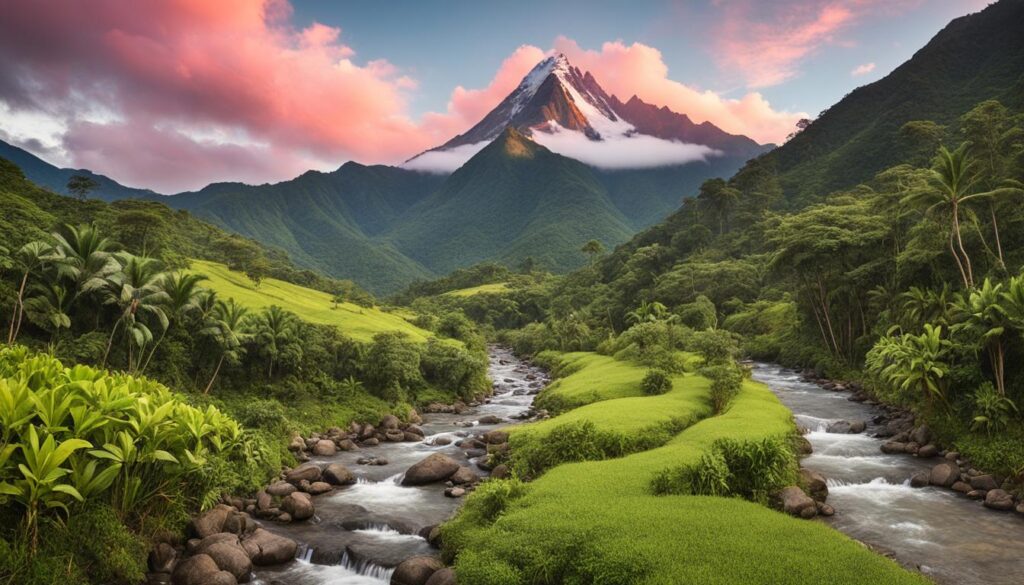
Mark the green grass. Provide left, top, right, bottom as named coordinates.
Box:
left=444, top=282, right=511, bottom=297
left=189, top=260, right=433, bottom=343
left=443, top=352, right=927, bottom=585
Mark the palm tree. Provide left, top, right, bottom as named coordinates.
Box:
left=6, top=241, right=55, bottom=345
left=902, top=144, right=1022, bottom=289
left=200, top=299, right=250, bottom=394
left=954, top=279, right=1012, bottom=396
left=626, top=300, right=669, bottom=325
left=252, top=305, right=300, bottom=378
left=100, top=253, right=169, bottom=370
left=140, top=272, right=208, bottom=373
left=22, top=282, right=73, bottom=343
left=51, top=224, right=119, bottom=307
left=581, top=240, right=604, bottom=265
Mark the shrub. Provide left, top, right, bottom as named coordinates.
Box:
left=641, top=370, right=673, bottom=395
left=701, top=361, right=746, bottom=413
left=234, top=398, right=288, bottom=431
left=364, top=331, right=423, bottom=399
left=970, top=382, right=1018, bottom=434
left=652, top=437, right=795, bottom=503
left=420, top=339, right=488, bottom=402
left=63, top=504, right=147, bottom=585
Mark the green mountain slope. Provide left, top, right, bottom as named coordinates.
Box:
left=387, top=128, right=635, bottom=274
left=765, top=0, right=1024, bottom=206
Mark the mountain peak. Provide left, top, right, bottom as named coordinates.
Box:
left=495, top=126, right=536, bottom=158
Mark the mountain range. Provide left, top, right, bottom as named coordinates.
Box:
left=0, top=54, right=767, bottom=293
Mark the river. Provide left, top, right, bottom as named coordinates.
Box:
left=752, top=363, right=1024, bottom=585
left=252, top=346, right=545, bottom=585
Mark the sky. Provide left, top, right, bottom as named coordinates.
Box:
left=0, top=0, right=993, bottom=193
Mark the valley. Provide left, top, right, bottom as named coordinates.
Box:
left=2, top=1, right=1024, bottom=585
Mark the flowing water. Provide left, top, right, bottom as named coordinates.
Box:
left=752, top=363, right=1024, bottom=585
left=252, top=346, right=544, bottom=585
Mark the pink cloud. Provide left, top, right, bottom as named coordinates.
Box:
left=713, top=1, right=922, bottom=88
left=851, top=62, right=876, bottom=76
left=552, top=38, right=804, bottom=145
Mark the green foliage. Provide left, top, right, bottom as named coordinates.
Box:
left=700, top=361, right=746, bottom=414
left=364, top=332, right=423, bottom=401
left=970, top=382, right=1018, bottom=434
left=640, top=370, right=672, bottom=396
left=652, top=437, right=796, bottom=504
left=866, top=324, right=952, bottom=406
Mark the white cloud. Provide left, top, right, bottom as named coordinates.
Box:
left=533, top=127, right=720, bottom=170
left=851, top=62, right=876, bottom=77
left=400, top=141, right=490, bottom=173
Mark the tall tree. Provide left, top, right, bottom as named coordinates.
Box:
left=200, top=299, right=249, bottom=394
left=6, top=241, right=55, bottom=345
left=251, top=305, right=301, bottom=378
left=581, top=239, right=605, bottom=265
left=140, top=272, right=208, bottom=373
left=66, top=175, right=99, bottom=201
left=99, top=253, right=169, bottom=370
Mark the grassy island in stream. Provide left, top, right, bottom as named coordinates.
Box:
left=441, top=352, right=927, bottom=585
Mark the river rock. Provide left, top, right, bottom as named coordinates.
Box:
left=391, top=555, right=444, bottom=585
left=910, top=472, right=929, bottom=488
left=311, top=439, right=337, bottom=456
left=285, top=463, right=322, bottom=484
left=880, top=441, right=905, bottom=454
left=288, top=436, right=305, bottom=451
left=323, top=463, right=356, bottom=485
left=929, top=461, right=960, bottom=488
left=967, top=490, right=987, bottom=500
left=266, top=481, right=296, bottom=497
left=778, top=486, right=817, bottom=518
left=402, top=453, right=461, bottom=485
left=380, top=415, right=401, bottom=430
left=149, top=542, right=178, bottom=573
left=306, top=481, right=333, bottom=495
left=200, top=539, right=252, bottom=582
left=424, top=567, right=456, bottom=585
left=281, top=492, right=314, bottom=521
left=241, top=529, right=297, bottom=566
left=359, top=424, right=377, bottom=439
left=799, top=468, right=828, bottom=502
left=910, top=425, right=930, bottom=446
left=477, top=415, right=503, bottom=425
left=362, top=438, right=380, bottom=446
left=795, top=436, right=813, bottom=455
left=189, top=505, right=233, bottom=538
left=1016, top=503, right=1024, bottom=515
left=816, top=502, right=835, bottom=516
left=450, top=466, right=479, bottom=485
left=337, top=439, right=358, bottom=451
left=432, top=436, right=453, bottom=446
left=444, top=487, right=466, bottom=498
left=917, top=444, right=939, bottom=458
left=984, top=489, right=1015, bottom=511
left=951, top=481, right=972, bottom=494
left=405, top=424, right=425, bottom=437
left=277, top=513, right=291, bottom=523
left=172, top=554, right=234, bottom=585
left=483, top=430, right=509, bottom=445
left=386, top=430, right=406, bottom=442
left=490, top=464, right=510, bottom=479
left=404, top=431, right=424, bottom=442
left=222, top=511, right=252, bottom=535
left=969, top=474, right=999, bottom=491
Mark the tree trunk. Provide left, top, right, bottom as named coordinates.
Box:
left=102, top=318, right=123, bottom=366
left=952, top=202, right=974, bottom=288
left=140, top=325, right=170, bottom=374
left=204, top=354, right=224, bottom=395
left=990, top=341, right=1006, bottom=396
left=990, top=203, right=1005, bottom=271
left=7, top=271, right=28, bottom=345
left=948, top=221, right=970, bottom=290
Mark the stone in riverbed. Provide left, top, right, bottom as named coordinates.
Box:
left=984, top=489, right=1015, bottom=511
left=929, top=461, right=960, bottom=488
left=444, top=487, right=466, bottom=498
left=281, top=492, right=314, bottom=521
left=196, top=537, right=252, bottom=582
left=149, top=542, right=177, bottom=573
left=306, top=481, right=333, bottom=495
left=241, top=528, right=297, bottom=566
left=266, top=481, right=296, bottom=497
left=323, top=463, right=356, bottom=485
left=777, top=486, right=816, bottom=518
left=490, top=464, right=510, bottom=479
left=483, top=430, right=509, bottom=444
left=951, top=481, right=972, bottom=494
left=189, top=505, right=233, bottom=538
left=815, top=502, right=835, bottom=516
left=966, top=490, right=987, bottom=500
left=424, top=567, right=456, bottom=585
left=337, top=439, right=357, bottom=451
left=917, top=444, right=939, bottom=458
left=171, top=554, right=235, bottom=585
left=432, top=436, right=453, bottom=446
left=450, top=466, right=479, bottom=485
left=910, top=472, right=929, bottom=488
left=285, top=463, right=322, bottom=484
left=969, top=474, right=999, bottom=491
left=391, top=555, right=444, bottom=585
left=477, top=415, right=503, bottom=425
left=362, top=438, right=380, bottom=446
left=386, top=430, right=406, bottom=442
left=799, top=468, right=828, bottom=502
left=380, top=414, right=401, bottom=430
left=880, top=441, right=905, bottom=454
left=312, top=439, right=336, bottom=456
left=402, top=453, right=461, bottom=486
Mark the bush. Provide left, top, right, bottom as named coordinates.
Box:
left=420, top=339, right=489, bottom=402
left=364, top=331, right=423, bottom=399
left=970, top=382, right=1018, bottom=435
left=652, top=437, right=796, bottom=503
left=63, top=504, right=147, bottom=585
left=701, top=361, right=746, bottom=413
left=641, top=370, right=673, bottom=395
left=234, top=398, right=288, bottom=431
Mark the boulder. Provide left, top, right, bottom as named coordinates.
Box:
left=256, top=491, right=272, bottom=511
left=483, top=430, right=509, bottom=445
left=910, top=472, right=930, bottom=488
left=337, top=439, right=358, bottom=451
left=880, top=442, right=905, bottom=454
left=312, top=439, right=337, bottom=456
left=910, top=425, right=931, bottom=446
left=425, top=567, right=457, bottom=585
left=450, top=466, right=479, bottom=485
left=391, top=555, right=444, bottom=585
left=444, top=487, right=466, bottom=498
left=490, top=464, right=510, bottom=480
left=405, top=425, right=425, bottom=437
left=778, top=486, right=817, bottom=518
left=359, top=424, right=377, bottom=439
left=386, top=430, right=406, bottom=442
left=380, top=414, right=401, bottom=430
left=402, top=453, right=461, bottom=486
left=983, top=489, right=1015, bottom=511
left=202, top=540, right=252, bottom=582
left=795, top=436, right=813, bottom=455
left=477, top=415, right=502, bottom=425
left=969, top=474, right=999, bottom=491
left=1016, top=502, right=1024, bottom=515
left=287, top=436, right=305, bottom=451
left=929, top=461, right=960, bottom=488
left=222, top=512, right=252, bottom=535
left=307, top=481, right=333, bottom=495
left=432, top=436, right=453, bottom=446
left=404, top=431, right=424, bottom=442
left=903, top=442, right=920, bottom=455
left=362, top=438, right=380, bottom=446
left=171, top=554, right=224, bottom=585
left=241, top=529, right=297, bottom=566
left=266, top=481, right=296, bottom=497
left=281, top=492, right=314, bottom=521
left=951, top=481, right=972, bottom=494
left=799, top=468, right=828, bottom=502
left=825, top=420, right=853, bottom=434
left=816, top=502, right=835, bottom=516
left=967, top=490, right=987, bottom=500
left=917, top=444, right=939, bottom=458
left=323, top=463, right=356, bottom=485
left=149, top=542, right=178, bottom=574
left=848, top=420, right=867, bottom=434
left=189, top=505, right=232, bottom=538
left=285, top=463, right=322, bottom=484
left=277, top=513, right=292, bottom=523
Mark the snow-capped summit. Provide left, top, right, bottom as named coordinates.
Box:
left=407, top=53, right=768, bottom=171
